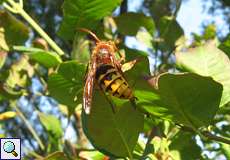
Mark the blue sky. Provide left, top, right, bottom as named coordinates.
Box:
left=126, top=0, right=229, bottom=48
left=177, top=0, right=229, bottom=38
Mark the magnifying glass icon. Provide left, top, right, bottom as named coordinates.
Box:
left=3, top=141, right=18, bottom=157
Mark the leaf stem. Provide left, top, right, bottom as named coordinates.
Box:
left=5, top=0, right=65, bottom=56
left=12, top=104, right=45, bottom=150
left=2, top=3, right=17, bottom=13
left=19, top=0, right=23, bottom=8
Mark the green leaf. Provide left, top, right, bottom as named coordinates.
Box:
left=71, top=36, right=90, bottom=64
left=58, top=0, right=122, bottom=40
left=147, top=0, right=171, bottom=24
left=123, top=47, right=150, bottom=91
left=142, top=140, right=155, bottom=159
left=136, top=30, right=154, bottom=49
left=219, top=34, right=230, bottom=57
left=135, top=90, right=173, bottom=121
left=78, top=150, right=107, bottom=160
left=169, top=132, right=202, bottom=160
left=44, top=152, right=68, bottom=160
left=48, top=61, right=86, bottom=113
left=13, top=46, right=62, bottom=68
left=0, top=111, right=16, bottom=120
left=203, top=24, right=216, bottom=40
left=158, top=16, right=184, bottom=51
left=38, top=112, right=63, bottom=138
left=157, top=73, right=222, bottom=128
left=142, top=137, right=169, bottom=159
left=176, top=41, right=230, bottom=107
left=6, top=55, right=34, bottom=88
left=0, top=51, right=7, bottom=69
left=220, top=143, right=230, bottom=160
left=0, top=0, right=7, bottom=4
left=0, top=11, right=29, bottom=50
left=82, top=90, right=144, bottom=158
left=0, top=28, right=9, bottom=51
left=0, top=84, right=23, bottom=101
left=114, top=12, right=155, bottom=36
left=133, top=140, right=145, bottom=158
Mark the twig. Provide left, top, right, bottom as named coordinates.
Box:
left=118, top=0, right=127, bottom=42
left=75, top=148, right=97, bottom=152
left=160, top=0, right=182, bottom=44
left=173, top=0, right=182, bottom=17
left=179, top=125, right=230, bottom=145
left=202, top=131, right=230, bottom=145
left=4, top=0, right=65, bottom=56
left=12, top=104, right=45, bottom=150
left=28, top=151, right=44, bottom=159
left=73, top=109, right=89, bottom=148
left=153, top=42, right=159, bottom=75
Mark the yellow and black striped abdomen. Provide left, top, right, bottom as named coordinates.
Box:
left=96, top=64, right=133, bottom=99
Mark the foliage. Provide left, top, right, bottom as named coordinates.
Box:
left=0, top=11, right=29, bottom=51
left=58, top=0, right=122, bottom=40
left=114, top=12, right=155, bottom=36
left=0, top=0, right=229, bottom=159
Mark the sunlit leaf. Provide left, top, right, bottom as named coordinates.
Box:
left=142, top=137, right=170, bottom=159
left=133, top=140, right=145, bottom=159
left=79, top=150, right=107, bottom=160
left=0, top=111, right=16, bottom=120
left=203, top=24, right=216, bottom=40
left=136, top=30, right=154, bottom=49
left=220, top=143, right=230, bottom=159
left=14, top=46, right=62, bottom=68
left=58, top=0, right=122, bottom=40
left=38, top=112, right=63, bottom=138
left=135, top=90, right=173, bottom=121
left=121, top=59, right=138, bottom=72
left=0, top=28, right=9, bottom=51
left=0, top=83, right=23, bottom=101
left=6, top=55, right=34, bottom=88
left=176, top=41, right=230, bottom=107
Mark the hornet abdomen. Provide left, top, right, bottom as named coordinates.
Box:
left=96, top=64, right=133, bottom=99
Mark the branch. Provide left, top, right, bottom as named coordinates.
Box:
left=173, top=0, right=182, bottom=17
left=120, top=0, right=128, bottom=15
left=117, top=0, right=127, bottom=42
left=202, top=131, right=230, bottom=145
left=160, top=0, right=182, bottom=42
left=179, top=125, right=230, bottom=145
left=73, top=109, right=89, bottom=148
